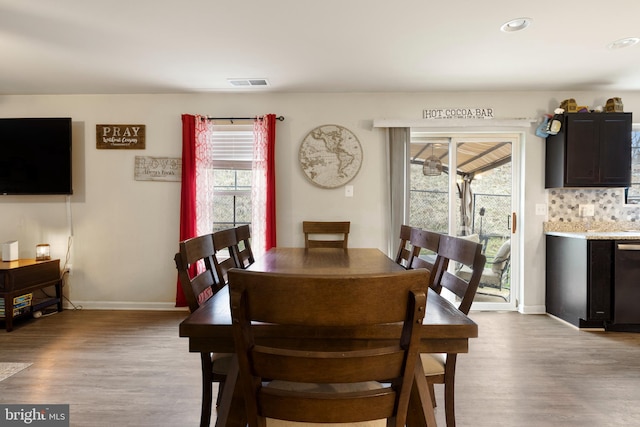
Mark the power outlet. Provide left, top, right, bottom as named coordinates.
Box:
left=579, top=204, right=595, bottom=217
left=345, top=185, right=354, bottom=197
left=65, top=264, right=73, bottom=276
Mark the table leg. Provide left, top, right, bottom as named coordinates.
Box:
left=215, top=355, right=247, bottom=427
left=3, top=295, right=12, bottom=332
left=55, top=279, right=63, bottom=312
left=407, top=359, right=438, bottom=427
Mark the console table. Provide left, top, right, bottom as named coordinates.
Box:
left=0, top=259, right=62, bottom=332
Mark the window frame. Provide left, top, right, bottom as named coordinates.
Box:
left=624, top=124, right=640, bottom=206
left=209, top=125, right=254, bottom=231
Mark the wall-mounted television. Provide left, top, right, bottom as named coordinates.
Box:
left=0, top=117, right=73, bottom=195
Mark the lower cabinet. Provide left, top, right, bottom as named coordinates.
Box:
left=546, top=236, right=613, bottom=328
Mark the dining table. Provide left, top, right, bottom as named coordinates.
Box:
left=179, top=247, right=478, bottom=427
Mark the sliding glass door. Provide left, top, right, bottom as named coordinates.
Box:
left=409, top=132, right=518, bottom=310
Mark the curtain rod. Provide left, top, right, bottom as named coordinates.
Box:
left=204, top=115, right=284, bottom=122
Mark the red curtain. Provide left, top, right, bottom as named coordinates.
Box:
left=176, top=114, right=198, bottom=307
left=254, top=114, right=277, bottom=252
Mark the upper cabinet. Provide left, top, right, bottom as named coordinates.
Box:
left=545, top=112, right=632, bottom=188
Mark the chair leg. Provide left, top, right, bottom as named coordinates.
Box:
left=200, top=354, right=213, bottom=427
left=443, top=355, right=458, bottom=427
left=428, top=381, right=437, bottom=408
left=216, top=379, right=225, bottom=407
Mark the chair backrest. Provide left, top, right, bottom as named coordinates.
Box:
left=303, top=221, right=350, bottom=249
left=235, top=225, right=255, bottom=268
left=394, top=224, right=414, bottom=268
left=491, top=239, right=511, bottom=275
left=408, top=228, right=443, bottom=289
left=229, top=268, right=429, bottom=427
left=435, top=234, right=486, bottom=314
left=174, top=234, right=218, bottom=313
left=212, top=228, right=240, bottom=287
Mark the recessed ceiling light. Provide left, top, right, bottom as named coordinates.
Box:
left=607, top=37, right=640, bottom=50
left=500, top=18, right=532, bottom=33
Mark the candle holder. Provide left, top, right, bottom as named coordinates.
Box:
left=36, top=244, right=50, bottom=261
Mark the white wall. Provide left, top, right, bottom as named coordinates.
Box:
left=1, top=91, right=638, bottom=311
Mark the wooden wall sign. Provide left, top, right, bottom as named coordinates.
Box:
left=134, top=156, right=181, bottom=182
left=96, top=124, right=146, bottom=149
left=422, top=108, right=494, bottom=119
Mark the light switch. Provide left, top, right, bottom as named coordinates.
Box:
left=345, top=185, right=354, bottom=197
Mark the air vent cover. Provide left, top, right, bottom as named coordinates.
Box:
left=228, top=79, right=269, bottom=87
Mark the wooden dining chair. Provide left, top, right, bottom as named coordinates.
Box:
left=228, top=268, right=431, bottom=427
left=303, top=221, right=350, bottom=249
left=407, top=228, right=443, bottom=290
left=421, top=234, right=485, bottom=427
left=394, top=224, right=414, bottom=268
left=174, top=234, right=233, bottom=427
left=234, top=224, right=255, bottom=268
left=211, top=227, right=241, bottom=287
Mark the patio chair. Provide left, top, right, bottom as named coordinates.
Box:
left=457, top=238, right=510, bottom=290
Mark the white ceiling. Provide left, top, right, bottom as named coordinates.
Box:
left=2, top=0, right=640, bottom=95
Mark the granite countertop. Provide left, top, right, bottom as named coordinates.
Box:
left=544, top=221, right=640, bottom=239
left=545, top=230, right=640, bottom=240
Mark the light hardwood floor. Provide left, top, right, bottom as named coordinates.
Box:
left=1, top=309, right=640, bottom=426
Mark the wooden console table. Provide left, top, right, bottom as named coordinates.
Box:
left=0, top=259, right=62, bottom=332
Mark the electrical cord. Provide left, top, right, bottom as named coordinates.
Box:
left=37, top=235, right=83, bottom=312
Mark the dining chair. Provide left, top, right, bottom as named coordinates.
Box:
left=407, top=228, right=443, bottom=290
left=228, top=268, right=431, bottom=427
left=303, top=221, right=350, bottom=249
left=421, top=234, right=485, bottom=427
left=174, top=234, right=233, bottom=427
left=394, top=224, right=414, bottom=268
left=234, top=224, right=255, bottom=268
left=211, top=227, right=241, bottom=287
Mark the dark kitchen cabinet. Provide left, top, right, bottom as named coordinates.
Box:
left=546, top=235, right=612, bottom=328
left=545, top=112, right=632, bottom=188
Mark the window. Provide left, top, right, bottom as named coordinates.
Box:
left=626, top=127, right=640, bottom=205
left=208, top=124, right=254, bottom=231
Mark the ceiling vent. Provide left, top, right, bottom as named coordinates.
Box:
left=227, top=79, right=269, bottom=87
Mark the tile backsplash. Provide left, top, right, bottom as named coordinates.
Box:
left=547, top=188, right=640, bottom=226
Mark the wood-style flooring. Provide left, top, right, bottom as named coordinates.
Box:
left=1, top=309, right=640, bottom=426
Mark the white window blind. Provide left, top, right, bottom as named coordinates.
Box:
left=210, top=124, right=254, bottom=169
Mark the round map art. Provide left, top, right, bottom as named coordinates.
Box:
left=298, top=124, right=363, bottom=188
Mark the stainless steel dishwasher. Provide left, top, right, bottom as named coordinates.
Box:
left=613, top=241, right=640, bottom=330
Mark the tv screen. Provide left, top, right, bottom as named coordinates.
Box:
left=0, top=117, right=73, bottom=195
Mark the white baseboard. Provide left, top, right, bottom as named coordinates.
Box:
left=518, top=304, right=546, bottom=314
left=63, top=301, right=189, bottom=311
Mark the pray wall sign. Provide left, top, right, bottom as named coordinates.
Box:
left=96, top=124, right=146, bottom=149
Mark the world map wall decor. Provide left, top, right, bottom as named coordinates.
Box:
left=299, top=124, right=363, bottom=188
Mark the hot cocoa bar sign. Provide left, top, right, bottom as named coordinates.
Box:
left=96, top=124, right=145, bottom=149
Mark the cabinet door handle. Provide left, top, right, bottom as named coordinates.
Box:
left=512, top=212, right=517, bottom=234
left=617, top=243, right=640, bottom=251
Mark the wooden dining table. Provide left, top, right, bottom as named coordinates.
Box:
left=179, top=247, right=478, bottom=427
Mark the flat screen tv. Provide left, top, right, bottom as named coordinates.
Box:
left=0, top=117, right=73, bottom=195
